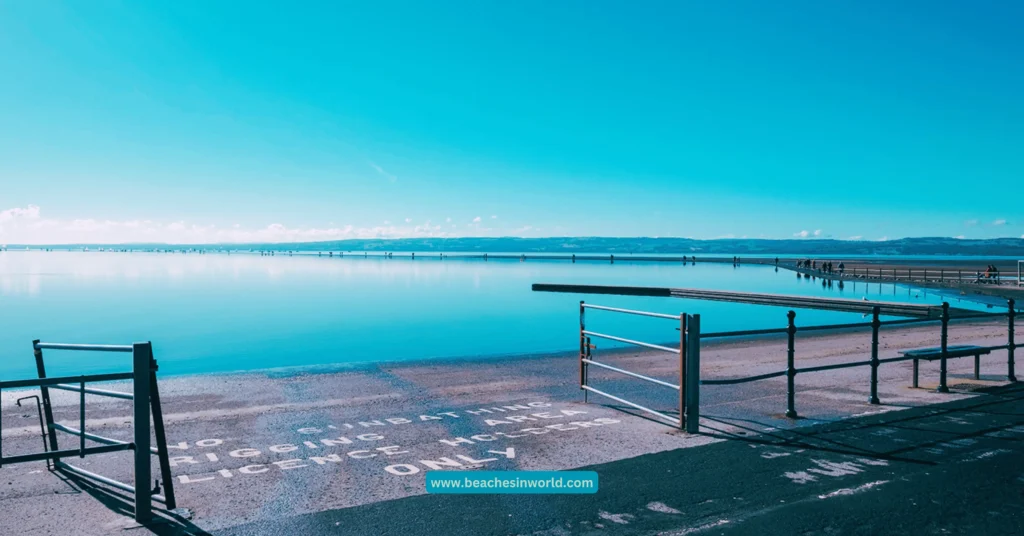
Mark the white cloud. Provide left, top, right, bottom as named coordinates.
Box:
left=472, top=216, right=481, bottom=223
left=954, top=235, right=965, bottom=239
left=368, top=161, right=397, bottom=183
left=793, top=230, right=809, bottom=238
left=383, top=220, right=390, bottom=225
left=992, top=219, right=1007, bottom=226
left=0, top=205, right=478, bottom=244
left=877, top=236, right=889, bottom=241
left=965, top=219, right=978, bottom=227
left=490, top=215, right=498, bottom=219
left=847, top=235, right=863, bottom=240
left=0, top=205, right=41, bottom=222
left=404, top=218, right=412, bottom=223
left=813, top=229, right=822, bottom=237
left=445, top=217, right=452, bottom=223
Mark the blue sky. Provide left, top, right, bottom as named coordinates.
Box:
left=1, top=1, right=1022, bottom=244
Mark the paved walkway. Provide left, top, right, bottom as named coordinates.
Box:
left=219, top=382, right=1024, bottom=536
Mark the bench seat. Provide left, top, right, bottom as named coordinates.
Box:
left=899, top=345, right=992, bottom=386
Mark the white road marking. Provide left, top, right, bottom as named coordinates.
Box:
left=646, top=502, right=683, bottom=515
left=818, top=480, right=889, bottom=499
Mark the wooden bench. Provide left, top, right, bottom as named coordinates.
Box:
left=900, top=345, right=992, bottom=388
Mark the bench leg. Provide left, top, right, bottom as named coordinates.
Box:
left=975, top=354, right=980, bottom=380
left=913, top=359, right=919, bottom=388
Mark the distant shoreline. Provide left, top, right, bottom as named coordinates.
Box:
left=3, top=236, right=1024, bottom=256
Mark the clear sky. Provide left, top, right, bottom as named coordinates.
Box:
left=1, top=1, right=1022, bottom=244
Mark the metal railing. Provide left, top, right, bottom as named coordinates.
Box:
left=699, top=299, right=1017, bottom=418
left=813, top=265, right=1017, bottom=286
left=0, top=341, right=176, bottom=524
left=578, top=302, right=702, bottom=433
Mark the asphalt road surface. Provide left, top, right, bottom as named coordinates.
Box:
left=217, top=383, right=1024, bottom=536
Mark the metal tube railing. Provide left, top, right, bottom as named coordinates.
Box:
left=700, top=327, right=789, bottom=339
left=582, top=303, right=681, bottom=320
left=581, top=385, right=681, bottom=426
left=50, top=422, right=164, bottom=453
left=2, top=444, right=132, bottom=465
left=582, top=330, right=678, bottom=354
left=0, top=373, right=135, bottom=390
left=582, top=358, right=679, bottom=390
left=575, top=297, right=1014, bottom=432
left=51, top=383, right=134, bottom=400
left=0, top=339, right=178, bottom=520
left=701, top=370, right=787, bottom=385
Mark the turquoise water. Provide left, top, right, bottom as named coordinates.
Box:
left=0, top=251, right=992, bottom=379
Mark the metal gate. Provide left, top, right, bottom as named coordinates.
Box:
left=0, top=340, right=176, bottom=524
left=578, top=301, right=701, bottom=433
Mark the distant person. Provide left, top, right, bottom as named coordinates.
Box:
left=812, top=260, right=817, bottom=270
left=775, top=257, right=779, bottom=266
left=838, top=262, right=845, bottom=275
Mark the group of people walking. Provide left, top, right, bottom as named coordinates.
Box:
left=796, top=259, right=844, bottom=275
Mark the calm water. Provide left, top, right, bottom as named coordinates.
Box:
left=0, top=252, right=992, bottom=379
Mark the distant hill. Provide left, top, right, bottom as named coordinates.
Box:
left=13, top=237, right=1024, bottom=256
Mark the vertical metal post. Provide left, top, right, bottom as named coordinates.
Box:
left=685, top=314, right=701, bottom=433
left=869, top=307, right=881, bottom=404
left=786, top=311, right=798, bottom=418
left=79, top=378, right=86, bottom=457
left=579, top=301, right=586, bottom=402
left=1009, top=299, right=1017, bottom=382
left=147, top=344, right=177, bottom=509
left=33, top=340, right=60, bottom=468
left=132, top=343, right=153, bottom=524
left=938, top=302, right=950, bottom=393
left=678, top=314, right=687, bottom=431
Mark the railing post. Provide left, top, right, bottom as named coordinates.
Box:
left=579, top=301, right=587, bottom=402
left=685, top=314, right=701, bottom=433
left=1009, top=299, right=1017, bottom=382
left=938, top=302, right=950, bottom=393
left=869, top=306, right=881, bottom=404
left=79, top=377, right=86, bottom=457
left=147, top=344, right=177, bottom=510
left=786, top=310, right=798, bottom=418
left=133, top=343, right=153, bottom=524
left=678, top=314, right=687, bottom=431
left=33, top=340, right=61, bottom=468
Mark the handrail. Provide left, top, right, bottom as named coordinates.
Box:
left=0, top=373, right=134, bottom=390
left=581, top=385, right=681, bottom=426
left=582, top=304, right=681, bottom=320
left=701, top=370, right=787, bottom=385
left=700, top=327, right=789, bottom=339
left=51, top=383, right=133, bottom=400
left=52, top=423, right=160, bottom=455
left=582, top=358, right=679, bottom=390
left=582, top=330, right=679, bottom=354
